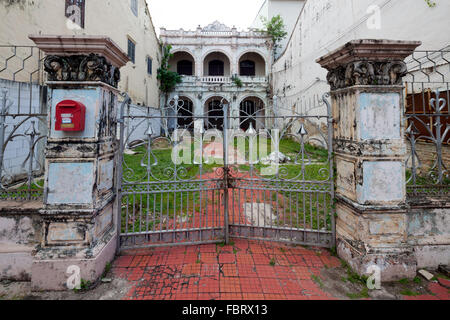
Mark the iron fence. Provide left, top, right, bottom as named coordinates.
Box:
left=403, top=49, right=450, bottom=197
left=0, top=46, right=47, bottom=201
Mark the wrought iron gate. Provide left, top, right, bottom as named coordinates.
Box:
left=117, top=94, right=335, bottom=250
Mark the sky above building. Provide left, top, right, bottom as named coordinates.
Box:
left=147, top=0, right=264, bottom=35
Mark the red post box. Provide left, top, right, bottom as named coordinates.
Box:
left=55, top=100, right=86, bottom=132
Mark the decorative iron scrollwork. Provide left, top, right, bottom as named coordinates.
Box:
left=44, top=54, right=120, bottom=87
left=327, top=60, right=407, bottom=90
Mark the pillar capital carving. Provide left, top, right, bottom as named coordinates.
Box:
left=29, top=35, right=130, bottom=88
left=317, top=39, right=421, bottom=90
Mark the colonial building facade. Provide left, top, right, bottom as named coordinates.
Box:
left=160, top=21, right=273, bottom=132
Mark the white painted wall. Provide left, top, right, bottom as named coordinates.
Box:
left=252, top=0, right=306, bottom=57
left=0, top=0, right=161, bottom=107
left=272, top=0, right=450, bottom=116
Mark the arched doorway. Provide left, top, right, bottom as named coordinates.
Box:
left=203, top=52, right=231, bottom=76
left=205, top=97, right=228, bottom=130
left=177, top=60, right=193, bottom=76
left=239, top=52, right=266, bottom=77
left=239, top=97, right=265, bottom=131
left=209, top=60, right=224, bottom=76
left=168, top=51, right=195, bottom=76
left=177, top=97, right=194, bottom=130
left=239, top=60, right=256, bottom=76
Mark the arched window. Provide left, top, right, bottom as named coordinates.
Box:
left=209, top=60, right=224, bottom=76
left=177, top=60, right=193, bottom=76
left=240, top=60, right=255, bottom=76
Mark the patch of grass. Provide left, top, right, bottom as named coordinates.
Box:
left=74, top=279, right=92, bottom=293
left=400, top=289, right=420, bottom=296
left=269, top=258, right=276, bottom=266
left=311, top=274, right=324, bottom=288
left=329, top=246, right=337, bottom=257
left=413, top=276, right=422, bottom=284
left=341, top=260, right=368, bottom=285
left=102, top=262, right=112, bottom=279
left=346, top=287, right=369, bottom=299
left=436, top=273, right=450, bottom=280
left=398, top=278, right=409, bottom=285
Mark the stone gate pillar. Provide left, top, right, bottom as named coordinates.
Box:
left=317, top=39, right=421, bottom=281
left=29, top=35, right=129, bottom=290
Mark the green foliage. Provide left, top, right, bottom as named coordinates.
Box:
left=102, top=262, right=112, bottom=279
left=269, top=258, right=276, bottom=266
left=400, top=289, right=421, bottom=296
left=347, top=287, right=369, bottom=299
left=74, top=278, right=92, bottom=292
left=341, top=260, right=368, bottom=285
left=157, top=45, right=182, bottom=94
left=311, top=274, right=324, bottom=288
left=424, top=0, right=436, bottom=7
left=259, top=15, right=288, bottom=55
left=231, top=75, right=243, bottom=88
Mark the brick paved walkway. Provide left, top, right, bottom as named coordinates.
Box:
left=113, top=239, right=341, bottom=300
left=112, top=239, right=450, bottom=300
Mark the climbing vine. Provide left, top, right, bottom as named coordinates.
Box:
left=157, top=44, right=182, bottom=136
left=157, top=44, right=182, bottom=96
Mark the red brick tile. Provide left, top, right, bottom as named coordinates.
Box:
left=182, top=263, right=201, bottom=276
left=220, top=277, right=241, bottom=293
left=274, top=266, right=296, bottom=279
left=199, top=244, right=217, bottom=253
left=237, top=265, right=258, bottom=278
left=252, top=254, right=270, bottom=265
left=201, top=263, right=220, bottom=277
left=219, top=253, right=236, bottom=264
left=292, top=266, right=312, bottom=280
left=222, top=264, right=238, bottom=277
left=240, top=277, right=262, bottom=293
left=236, top=253, right=253, bottom=265
left=286, top=294, right=309, bottom=300
left=198, top=293, right=219, bottom=300
left=280, top=279, right=302, bottom=295
left=429, top=283, right=450, bottom=300
left=260, top=278, right=283, bottom=294
left=404, top=295, right=439, bottom=300
left=200, top=252, right=217, bottom=264
left=220, top=293, right=243, bottom=300
left=183, top=253, right=199, bottom=264
left=437, top=278, right=450, bottom=290
left=242, top=293, right=265, bottom=300
left=256, top=265, right=277, bottom=278
left=198, top=278, right=219, bottom=293
left=264, top=294, right=285, bottom=300
left=275, top=255, right=290, bottom=266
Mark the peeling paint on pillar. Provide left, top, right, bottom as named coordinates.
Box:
left=47, top=162, right=94, bottom=204
left=359, top=161, right=405, bottom=204
left=359, top=93, right=401, bottom=140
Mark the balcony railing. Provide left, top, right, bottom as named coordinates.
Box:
left=179, top=75, right=268, bottom=84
